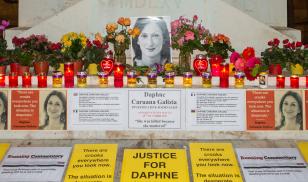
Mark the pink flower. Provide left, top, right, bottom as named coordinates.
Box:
left=246, top=57, right=261, bottom=69
left=193, top=15, right=198, bottom=22
left=230, top=52, right=240, bottom=64
left=184, top=31, right=195, bottom=41
left=234, top=58, right=246, bottom=71
left=0, top=20, right=10, bottom=30
left=171, top=20, right=181, bottom=33
left=177, top=37, right=184, bottom=47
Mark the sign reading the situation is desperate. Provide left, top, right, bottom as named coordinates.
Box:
left=236, top=148, right=308, bottom=182
left=0, top=147, right=71, bottom=182
left=64, top=144, right=118, bottom=182
left=190, top=143, right=243, bottom=182
left=0, top=144, right=10, bottom=162
left=120, top=149, right=189, bottom=182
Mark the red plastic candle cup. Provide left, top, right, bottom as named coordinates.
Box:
left=22, top=72, right=32, bottom=87
left=276, top=75, right=285, bottom=88
left=0, top=74, right=5, bottom=87
left=64, top=62, right=74, bottom=88
left=37, top=72, right=47, bottom=88
left=9, top=72, right=18, bottom=87
left=210, top=55, right=223, bottom=76
left=290, top=75, right=299, bottom=88
left=306, top=75, right=308, bottom=88
left=113, top=63, right=125, bottom=88
left=219, top=63, right=229, bottom=88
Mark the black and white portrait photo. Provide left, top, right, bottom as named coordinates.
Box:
left=39, top=90, right=67, bottom=130
left=0, top=91, right=8, bottom=130
left=131, top=16, right=172, bottom=67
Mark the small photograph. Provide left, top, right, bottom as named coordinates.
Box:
left=39, top=90, right=67, bottom=130
left=131, top=16, right=172, bottom=67
left=275, top=90, right=303, bottom=130
left=0, top=91, right=8, bottom=130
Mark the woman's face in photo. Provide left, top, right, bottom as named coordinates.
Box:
left=0, top=98, right=4, bottom=115
left=282, top=95, right=300, bottom=120
left=138, top=22, right=163, bottom=58
left=47, top=95, right=64, bottom=120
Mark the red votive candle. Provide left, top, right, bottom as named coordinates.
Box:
left=276, top=75, right=285, bottom=88
left=219, top=63, right=229, bottom=88
left=22, top=72, right=32, bottom=87
left=37, top=72, right=47, bottom=88
left=0, top=74, right=5, bottom=87
left=210, top=55, right=223, bottom=76
left=64, top=62, right=74, bottom=88
left=290, top=75, right=299, bottom=88
left=9, top=72, right=18, bottom=87
left=113, top=63, right=125, bottom=88
left=306, top=75, right=308, bottom=88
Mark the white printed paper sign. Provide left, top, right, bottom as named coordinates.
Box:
left=0, top=147, right=71, bottom=182
left=68, top=89, right=128, bottom=130
left=128, top=89, right=182, bottom=129
left=236, top=148, right=308, bottom=182
left=186, top=89, right=245, bottom=131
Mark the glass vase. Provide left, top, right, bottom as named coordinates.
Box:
left=179, top=51, right=191, bottom=71
left=114, top=43, right=126, bottom=64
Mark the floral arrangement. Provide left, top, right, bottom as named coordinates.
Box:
left=171, top=15, right=210, bottom=54
left=204, top=33, right=234, bottom=59
left=230, top=47, right=265, bottom=80
left=60, top=32, right=87, bottom=60
left=0, top=20, right=10, bottom=66
left=281, top=39, right=308, bottom=70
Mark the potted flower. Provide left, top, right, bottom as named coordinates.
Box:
left=8, top=48, right=33, bottom=75
left=283, top=39, right=307, bottom=75
left=0, top=19, right=10, bottom=74
left=83, top=33, right=108, bottom=75
left=171, top=15, right=211, bottom=71
left=105, top=17, right=140, bottom=64
left=60, top=32, right=87, bottom=74
left=47, top=42, right=63, bottom=72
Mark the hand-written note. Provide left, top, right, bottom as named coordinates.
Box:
left=64, top=144, right=117, bottom=182
left=246, top=90, right=275, bottom=130
left=190, top=143, right=243, bottom=182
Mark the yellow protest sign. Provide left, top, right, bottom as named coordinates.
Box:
left=298, top=142, right=308, bottom=163
left=190, top=143, right=243, bottom=182
left=120, top=149, right=189, bottom=182
left=0, top=143, right=10, bottom=161
left=64, top=144, right=117, bottom=182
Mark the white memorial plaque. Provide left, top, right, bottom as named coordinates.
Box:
left=236, top=148, right=308, bottom=182
left=128, top=89, right=182, bottom=129
left=68, top=89, right=128, bottom=130
left=186, top=89, right=245, bottom=131
left=0, top=147, right=71, bottom=182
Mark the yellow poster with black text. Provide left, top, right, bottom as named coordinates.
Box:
left=0, top=144, right=10, bottom=161
left=64, top=144, right=117, bottom=182
left=298, top=142, right=308, bottom=163
left=121, top=149, right=189, bottom=182
left=190, top=143, right=243, bottom=182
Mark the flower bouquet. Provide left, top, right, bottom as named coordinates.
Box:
left=0, top=20, right=10, bottom=72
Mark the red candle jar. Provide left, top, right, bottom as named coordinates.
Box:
left=276, top=75, right=285, bottom=88
left=113, top=63, right=125, bottom=88
left=210, top=55, right=223, bottom=76
left=37, top=72, right=47, bottom=88
left=9, top=72, right=18, bottom=87
left=219, top=63, right=229, bottom=88
left=64, top=62, right=74, bottom=88
left=22, top=72, right=32, bottom=88
left=290, top=75, right=299, bottom=88
left=0, top=74, right=5, bottom=87
left=306, top=75, right=308, bottom=88
left=193, top=54, right=208, bottom=76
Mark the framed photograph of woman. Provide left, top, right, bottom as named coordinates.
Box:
left=275, top=90, right=303, bottom=130
left=0, top=91, right=8, bottom=130
left=131, top=16, right=172, bottom=67
left=39, top=90, right=67, bottom=130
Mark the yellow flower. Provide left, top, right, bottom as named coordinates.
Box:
left=64, top=40, right=72, bottom=47
left=115, top=34, right=125, bottom=44
left=164, top=63, right=174, bottom=72
left=71, top=32, right=78, bottom=39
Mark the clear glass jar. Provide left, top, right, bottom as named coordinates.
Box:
left=127, top=70, right=137, bottom=88
left=202, top=72, right=212, bottom=88
left=165, top=72, right=175, bottom=88
left=183, top=72, right=192, bottom=88
left=77, top=71, right=87, bottom=88
left=98, top=72, right=108, bottom=88
left=234, top=72, right=245, bottom=88
left=52, top=71, right=63, bottom=88
left=147, top=71, right=157, bottom=88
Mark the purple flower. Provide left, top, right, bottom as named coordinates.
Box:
left=2, top=20, right=10, bottom=27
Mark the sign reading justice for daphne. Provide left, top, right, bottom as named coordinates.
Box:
left=128, top=90, right=182, bottom=129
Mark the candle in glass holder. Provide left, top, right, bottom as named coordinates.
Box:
left=210, top=55, right=223, bottom=76
left=9, top=72, right=18, bottom=87
left=165, top=72, right=175, bottom=88
left=52, top=71, right=63, bottom=88
left=98, top=72, right=108, bottom=88
left=77, top=71, right=87, bottom=88
left=37, top=72, right=47, bottom=88
left=127, top=70, right=137, bottom=88
left=276, top=75, right=285, bottom=88
left=234, top=72, right=245, bottom=88
left=22, top=72, right=32, bottom=88
left=202, top=72, right=212, bottom=88
left=183, top=72, right=192, bottom=88
left=114, top=63, right=125, bottom=88
left=259, top=72, right=268, bottom=88
left=306, top=75, right=308, bottom=88
left=64, top=62, right=74, bottom=88
left=147, top=71, right=157, bottom=88
left=290, top=75, right=299, bottom=88
left=219, top=63, right=229, bottom=88
left=0, top=74, right=5, bottom=87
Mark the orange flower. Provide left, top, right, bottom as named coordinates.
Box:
left=106, top=23, right=118, bottom=33
left=124, top=18, right=131, bottom=26
left=117, top=17, right=125, bottom=26
left=95, top=33, right=103, bottom=43
left=214, top=34, right=230, bottom=44
left=130, top=27, right=141, bottom=38
left=242, top=47, right=255, bottom=60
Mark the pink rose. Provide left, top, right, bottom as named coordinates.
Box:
left=246, top=57, right=261, bottom=69
left=234, top=58, right=246, bottom=71
left=184, top=31, right=195, bottom=41
left=177, top=37, right=184, bottom=47
left=230, top=52, right=240, bottom=64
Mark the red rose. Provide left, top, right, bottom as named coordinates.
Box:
left=268, top=41, right=273, bottom=46
left=283, top=39, right=289, bottom=44
left=295, top=41, right=302, bottom=48
left=242, top=47, right=255, bottom=60
left=273, top=38, right=280, bottom=46
left=291, top=42, right=295, bottom=49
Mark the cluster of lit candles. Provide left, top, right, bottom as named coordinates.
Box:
left=0, top=62, right=307, bottom=88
